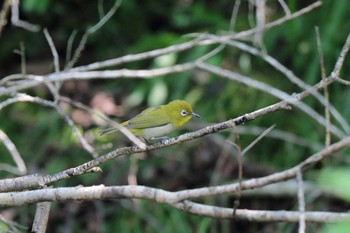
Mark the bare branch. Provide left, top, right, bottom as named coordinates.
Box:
left=0, top=63, right=196, bottom=96
left=253, top=0, right=266, bottom=48
left=332, top=32, right=350, bottom=77
left=0, top=0, right=348, bottom=227
left=335, top=76, right=350, bottom=86
left=315, top=27, right=331, bottom=146
left=175, top=200, right=350, bottom=222
left=60, top=96, right=146, bottom=149
left=203, top=34, right=350, bottom=134
left=43, top=28, right=60, bottom=73
left=70, top=36, right=204, bottom=72
left=238, top=126, right=323, bottom=150
left=172, top=136, right=350, bottom=202
left=0, top=93, right=98, bottom=158
left=233, top=131, right=243, bottom=217
left=241, top=124, right=275, bottom=155
left=296, top=168, right=306, bottom=233
left=32, top=202, right=51, bottom=233
left=53, top=103, right=99, bottom=158
left=1, top=88, right=349, bottom=193
left=0, top=0, right=11, bottom=38
left=65, top=30, right=78, bottom=67
left=241, top=180, right=334, bottom=198
left=196, top=62, right=345, bottom=138
left=10, top=0, right=40, bottom=32
left=278, top=0, right=291, bottom=15
left=0, top=215, right=27, bottom=232
left=228, top=0, right=241, bottom=32
left=65, top=0, right=122, bottom=69
left=69, top=2, right=321, bottom=73
left=13, top=42, right=26, bottom=75
left=226, top=1, right=322, bottom=40
left=0, top=185, right=350, bottom=223
left=0, top=129, right=26, bottom=175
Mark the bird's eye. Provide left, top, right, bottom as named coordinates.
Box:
left=180, top=110, right=188, bottom=116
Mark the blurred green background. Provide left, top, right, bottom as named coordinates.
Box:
left=1, top=0, right=350, bottom=232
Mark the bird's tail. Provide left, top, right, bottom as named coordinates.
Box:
left=99, top=127, right=119, bottom=135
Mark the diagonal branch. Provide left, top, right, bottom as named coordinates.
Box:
left=0, top=73, right=347, bottom=193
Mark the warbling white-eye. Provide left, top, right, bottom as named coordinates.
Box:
left=100, top=100, right=200, bottom=140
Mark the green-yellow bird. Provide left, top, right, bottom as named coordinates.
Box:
left=100, top=100, right=200, bottom=139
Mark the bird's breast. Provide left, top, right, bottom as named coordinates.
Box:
left=142, top=123, right=174, bottom=139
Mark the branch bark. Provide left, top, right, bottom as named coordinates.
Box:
left=1, top=185, right=349, bottom=223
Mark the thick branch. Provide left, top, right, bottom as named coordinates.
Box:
left=0, top=63, right=195, bottom=96
left=0, top=185, right=349, bottom=223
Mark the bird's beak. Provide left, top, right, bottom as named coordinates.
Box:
left=191, top=112, right=200, bottom=118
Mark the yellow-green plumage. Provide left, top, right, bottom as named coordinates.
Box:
left=100, top=100, right=199, bottom=139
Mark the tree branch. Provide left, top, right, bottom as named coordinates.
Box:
left=1, top=185, right=350, bottom=223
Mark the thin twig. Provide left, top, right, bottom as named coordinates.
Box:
left=0, top=93, right=99, bottom=158
left=296, top=168, right=306, bottom=233
left=43, top=28, right=60, bottom=73
left=227, top=1, right=321, bottom=40
left=53, top=104, right=99, bottom=158
left=228, top=0, right=241, bottom=32
left=241, top=124, right=275, bottom=155
left=0, top=129, right=27, bottom=175
left=0, top=0, right=11, bottom=38
left=59, top=96, right=146, bottom=149
left=196, top=62, right=345, bottom=138
left=332, top=32, right=350, bottom=77
left=10, top=0, right=40, bottom=32
left=248, top=0, right=255, bottom=29
left=335, top=77, right=350, bottom=86
left=0, top=62, right=196, bottom=96
left=67, top=1, right=321, bottom=73
left=0, top=163, right=25, bottom=175
left=13, top=42, right=26, bottom=75
left=70, top=36, right=205, bottom=72
left=315, top=27, right=331, bottom=146
left=43, top=28, right=62, bottom=92
left=278, top=0, right=291, bottom=15
left=66, top=0, right=122, bottom=69
left=238, top=125, right=323, bottom=150
left=203, top=34, right=350, bottom=134
left=231, top=128, right=242, bottom=217
left=65, top=30, right=78, bottom=69
left=210, top=133, right=237, bottom=186
left=0, top=215, right=27, bottom=231
left=97, top=0, right=105, bottom=19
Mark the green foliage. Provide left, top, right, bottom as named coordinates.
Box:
left=22, top=0, right=50, bottom=14
left=102, top=201, right=212, bottom=233
left=0, top=221, right=10, bottom=232
left=317, top=167, right=350, bottom=203
left=1, top=0, right=350, bottom=232
left=320, top=222, right=350, bottom=233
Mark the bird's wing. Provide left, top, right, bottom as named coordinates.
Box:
left=126, top=106, right=171, bottom=129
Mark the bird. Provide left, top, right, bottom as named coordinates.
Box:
left=100, top=100, right=200, bottom=140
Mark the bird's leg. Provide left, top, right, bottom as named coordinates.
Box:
left=152, top=136, right=170, bottom=141
left=143, top=136, right=172, bottom=145
left=143, top=137, right=152, bottom=145
left=146, top=136, right=171, bottom=144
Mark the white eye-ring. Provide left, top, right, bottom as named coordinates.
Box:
left=180, top=110, right=188, bottom=116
